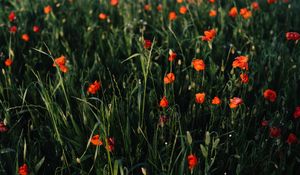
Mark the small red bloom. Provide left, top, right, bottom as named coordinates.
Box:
left=33, top=26, right=40, bottom=33
left=229, top=97, right=243, bottom=109
left=195, top=93, right=205, bottom=104
left=164, top=73, right=175, bottom=84
left=4, top=58, right=13, bottom=67
left=44, top=5, right=52, bottom=14
left=99, top=13, right=108, bottom=20
left=286, top=133, right=298, bottom=144
left=202, top=29, right=217, bottom=41
left=9, top=26, right=17, bottom=33
left=269, top=127, right=281, bottom=138
left=53, top=55, right=68, bottom=73
left=0, top=121, right=8, bottom=133
left=22, top=34, right=30, bottom=42
left=159, top=96, right=169, bottom=108
left=286, top=32, right=300, bottom=41
left=18, top=164, right=28, bottom=175
left=169, top=11, right=177, bottom=21
left=293, top=107, right=300, bottom=119
left=168, top=50, right=177, bottom=62
left=110, top=0, right=118, bottom=6
left=251, top=2, right=260, bottom=10
left=87, top=81, right=101, bottom=94
left=187, top=154, right=198, bottom=170
left=157, top=4, right=163, bottom=12
left=192, top=59, right=205, bottom=71
left=263, top=89, right=277, bottom=102
left=208, top=0, right=215, bottom=3
left=267, top=0, right=277, bottom=4
left=232, top=56, right=249, bottom=70
left=211, top=96, right=221, bottom=105
left=228, top=7, right=238, bottom=18
left=144, top=39, right=152, bottom=49
left=90, top=135, right=103, bottom=146
left=106, top=137, right=115, bottom=152
left=179, top=6, right=187, bottom=14
left=240, top=73, right=249, bottom=84
left=159, top=115, right=168, bottom=127
left=261, top=120, right=269, bottom=127
left=8, top=11, right=16, bottom=22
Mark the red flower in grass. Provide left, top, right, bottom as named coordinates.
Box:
left=251, top=2, right=260, bottom=10
left=4, top=58, right=13, bottom=67
left=99, top=13, right=108, bottom=20
left=90, top=135, right=103, bottom=146
left=0, top=121, right=8, bottom=133
left=22, top=34, right=30, bottom=42
left=87, top=81, right=101, bottom=94
left=159, top=115, right=168, bottom=127
left=144, top=39, right=152, bottom=49
left=33, top=26, right=40, bottom=33
left=187, top=154, right=198, bottom=170
left=164, top=73, right=175, bottom=84
left=202, top=29, right=217, bottom=41
left=239, top=8, right=252, bottom=19
left=53, top=55, right=68, bottom=73
left=261, top=120, right=269, bottom=127
left=110, top=0, right=118, bottom=6
left=168, top=50, right=177, bottom=62
left=169, top=11, right=177, bottom=21
left=269, top=127, right=281, bottom=138
left=240, top=73, right=249, bottom=84
left=106, top=137, right=115, bottom=152
left=286, top=133, right=298, bottom=144
left=192, top=59, right=205, bottom=71
left=9, top=26, right=17, bottom=33
left=44, top=5, right=52, bottom=14
left=293, top=106, right=300, bottom=119
left=8, top=11, right=16, bottom=22
left=232, top=56, right=249, bottom=70
left=211, top=96, right=221, bottom=105
left=179, top=6, right=187, bottom=15
left=159, top=96, right=168, bottom=108
left=195, top=93, right=205, bottom=104
left=229, top=97, right=243, bottom=109
left=18, top=164, right=28, bottom=175
left=263, top=89, right=277, bottom=102
left=228, top=7, right=238, bottom=18
left=267, top=0, right=277, bottom=4
left=286, top=32, right=300, bottom=41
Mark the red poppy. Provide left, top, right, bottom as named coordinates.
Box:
left=169, top=11, right=177, bottom=21
left=251, top=2, right=260, bottom=10
left=269, top=127, right=281, bottom=138
left=240, top=8, right=252, bottom=19
left=229, top=97, right=243, bottom=109
left=192, top=59, right=205, bottom=71
left=18, top=164, right=28, bottom=175
left=286, top=32, right=300, bottom=41
left=144, top=4, right=151, bottom=11
left=286, top=133, right=298, bottom=144
left=195, top=93, right=205, bottom=104
left=99, top=13, right=108, bottom=20
left=240, top=73, right=249, bottom=84
left=9, top=26, right=17, bottom=33
left=179, top=6, right=187, bottom=14
left=22, top=34, right=30, bottom=42
left=110, top=0, right=118, bottom=6
left=228, top=7, right=238, bottom=18
left=33, top=26, right=40, bottom=33
left=106, top=137, right=115, bottom=152
left=164, top=73, right=175, bottom=84
left=212, top=96, right=221, bottom=105
left=144, top=39, right=152, bottom=49
left=44, top=5, right=52, bottom=14
left=263, top=89, right=277, bottom=102
left=159, top=96, right=169, bottom=108
left=187, top=154, right=198, bottom=170
left=0, top=121, right=8, bottom=133
left=168, top=50, right=177, bottom=62
left=87, top=81, right=101, bottom=94
left=261, top=120, right=268, bottom=127
left=8, top=11, right=16, bottom=22
left=293, top=107, right=300, bottom=119
left=53, top=55, right=68, bottom=73
left=209, top=10, right=217, bottom=17
left=202, top=29, right=217, bottom=41
left=267, top=0, right=277, bottom=4
left=4, top=58, right=13, bottom=67
left=159, top=115, right=168, bottom=127
left=90, top=135, right=103, bottom=146
left=157, top=4, right=163, bottom=12
left=208, top=0, right=215, bottom=3
left=232, top=56, right=249, bottom=70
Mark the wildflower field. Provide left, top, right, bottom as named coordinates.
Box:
left=1, top=0, right=300, bottom=174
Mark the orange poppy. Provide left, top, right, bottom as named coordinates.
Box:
left=195, top=93, right=205, bottom=104
left=240, top=8, right=252, bottom=19
left=229, top=97, right=243, bottom=109
left=164, top=73, right=175, bottom=84
left=168, top=50, right=177, bottom=62
left=187, top=154, right=198, bottom=170
left=169, top=12, right=177, bottom=21
left=251, top=2, right=260, bottom=10
left=202, top=29, right=217, bottom=41
left=212, top=96, right=221, bottom=105
left=44, top=5, right=52, bottom=14
left=18, top=164, right=28, bottom=175
left=159, top=96, right=169, bottom=108
left=99, top=13, right=108, bottom=20
left=87, top=81, right=101, bottom=94
left=263, top=89, right=277, bottom=102
left=192, top=59, right=205, bottom=71
left=144, top=4, right=151, bottom=11
left=267, top=0, right=277, bottom=4
left=110, top=0, right=118, bottom=6
left=4, top=58, right=13, bottom=67
left=90, top=135, right=103, bottom=146
left=208, top=0, right=215, bottom=3
left=177, top=0, right=183, bottom=3
left=106, top=137, right=115, bottom=152
left=240, top=73, right=249, bottom=84
left=228, top=7, right=238, bottom=18
left=53, top=55, right=68, bottom=73
left=157, top=4, right=163, bottom=12
left=179, top=6, right=187, bottom=14
left=232, top=56, right=249, bottom=70
left=209, top=10, right=217, bottom=17
left=22, top=34, right=29, bottom=42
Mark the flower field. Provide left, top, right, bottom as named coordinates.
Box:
left=0, top=0, right=300, bottom=174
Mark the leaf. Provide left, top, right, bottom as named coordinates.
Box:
left=35, top=157, right=45, bottom=173
left=113, top=160, right=119, bottom=175
left=186, top=131, right=192, bottom=145
left=0, top=148, right=15, bottom=154
left=200, top=144, right=208, bottom=158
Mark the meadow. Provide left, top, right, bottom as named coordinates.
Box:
left=0, top=0, right=300, bottom=174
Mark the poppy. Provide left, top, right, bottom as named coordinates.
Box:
left=4, top=58, right=13, bottom=67
left=261, top=120, right=269, bottom=127
left=263, top=89, right=277, bottom=102
left=169, top=11, right=177, bottom=21
left=99, top=13, right=108, bottom=20
left=9, top=26, right=17, bottom=33
left=228, top=7, right=238, bottom=18
left=286, top=133, right=298, bottom=144
left=164, top=73, right=175, bottom=84
left=192, top=59, right=205, bottom=71
left=229, top=97, right=243, bottom=109
left=90, top=135, right=103, bottom=146
left=168, top=50, right=177, bottom=62
left=159, top=96, right=169, bottom=108
left=87, top=81, right=101, bottom=94
left=144, top=4, right=151, bottom=11
left=110, top=0, right=118, bottom=6
left=293, top=107, right=300, bottom=119
left=157, top=4, right=163, bottom=12
left=202, top=29, right=217, bottom=41
left=159, top=115, right=168, bottom=127
left=269, top=127, right=281, bottom=138
left=44, top=5, right=52, bottom=14
left=187, top=154, right=198, bottom=170
left=177, top=0, right=183, bottom=3
left=240, top=73, right=249, bottom=84
left=18, top=164, right=28, bottom=175
left=240, top=8, right=252, bottom=19
left=208, top=0, right=215, bottom=3
left=286, top=32, right=300, bottom=41
left=0, top=121, right=8, bottom=133
left=251, top=2, right=260, bottom=10
left=209, top=10, right=217, bottom=17
left=106, top=137, right=115, bottom=152
left=195, top=93, right=205, bottom=104
left=212, top=96, right=221, bottom=105
left=53, top=55, right=68, bottom=73
left=179, top=6, right=187, bottom=14
left=22, top=34, right=30, bottom=42
left=232, top=56, right=249, bottom=70
left=267, top=0, right=277, bottom=4
left=33, top=26, right=40, bottom=33
left=144, top=39, right=152, bottom=49
left=8, top=11, right=16, bottom=22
